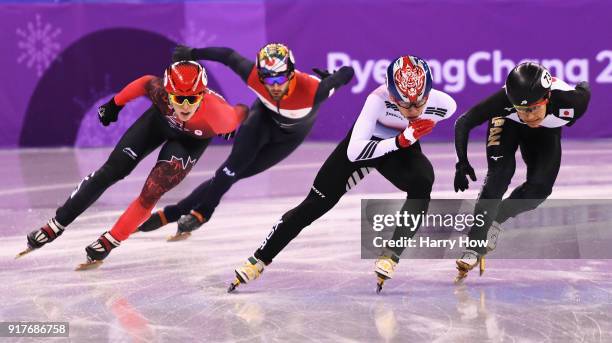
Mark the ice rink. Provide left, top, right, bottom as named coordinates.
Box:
left=2, top=141, right=612, bottom=342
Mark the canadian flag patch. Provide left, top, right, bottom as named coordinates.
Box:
left=559, top=108, right=574, bottom=119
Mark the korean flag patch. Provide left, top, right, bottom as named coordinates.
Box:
left=559, top=108, right=574, bottom=119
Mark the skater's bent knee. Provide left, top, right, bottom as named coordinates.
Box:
left=521, top=183, right=553, bottom=198
left=282, top=197, right=332, bottom=227
left=98, top=160, right=135, bottom=182
left=485, top=168, right=514, bottom=186
left=397, top=175, right=433, bottom=195
left=139, top=161, right=192, bottom=208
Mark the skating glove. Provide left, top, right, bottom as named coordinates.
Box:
left=172, top=45, right=195, bottom=62
left=396, top=119, right=435, bottom=148
left=312, top=68, right=332, bottom=80
left=97, top=97, right=124, bottom=127
left=454, top=160, right=477, bottom=192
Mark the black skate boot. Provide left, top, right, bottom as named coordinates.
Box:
left=75, top=232, right=120, bottom=271
left=167, top=210, right=206, bottom=242
left=137, top=210, right=169, bottom=232
left=16, top=218, right=65, bottom=258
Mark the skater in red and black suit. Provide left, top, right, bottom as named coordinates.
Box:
left=19, top=61, right=247, bottom=269
left=137, top=43, right=354, bottom=240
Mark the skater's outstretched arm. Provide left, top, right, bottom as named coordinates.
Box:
left=454, top=89, right=508, bottom=163
left=114, top=75, right=157, bottom=105
left=106, top=75, right=170, bottom=116
left=198, top=91, right=249, bottom=135
left=313, top=66, right=355, bottom=103
left=97, top=75, right=157, bottom=126
left=173, top=45, right=254, bottom=82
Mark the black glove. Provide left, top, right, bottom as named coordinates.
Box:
left=97, top=97, right=124, bottom=127
left=454, top=161, right=477, bottom=192
left=218, top=130, right=236, bottom=140
left=576, top=81, right=590, bottom=92
left=312, top=68, right=332, bottom=80
left=172, top=45, right=195, bottom=62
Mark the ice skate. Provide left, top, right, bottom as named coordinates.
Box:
left=228, top=256, right=265, bottom=293
left=16, top=218, right=65, bottom=259
left=137, top=210, right=168, bottom=233
left=454, top=249, right=485, bottom=284
left=486, top=221, right=503, bottom=252
left=75, top=232, right=120, bottom=271
left=167, top=210, right=206, bottom=242
left=374, top=254, right=398, bottom=294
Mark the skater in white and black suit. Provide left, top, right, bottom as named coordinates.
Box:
left=228, top=56, right=457, bottom=293
left=453, top=62, right=591, bottom=282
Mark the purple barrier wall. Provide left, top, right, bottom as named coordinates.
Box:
left=1, top=1, right=610, bottom=147
left=0, top=2, right=266, bottom=147
left=264, top=0, right=612, bottom=142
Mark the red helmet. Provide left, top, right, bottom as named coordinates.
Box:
left=164, top=60, right=207, bottom=95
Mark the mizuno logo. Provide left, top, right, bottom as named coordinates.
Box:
left=491, top=155, right=504, bottom=161
left=223, top=166, right=236, bottom=177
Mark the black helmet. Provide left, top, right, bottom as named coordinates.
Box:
left=505, top=62, right=552, bottom=106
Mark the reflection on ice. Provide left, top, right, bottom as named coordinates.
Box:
left=2, top=143, right=612, bottom=341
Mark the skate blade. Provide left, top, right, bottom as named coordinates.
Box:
left=75, top=260, right=103, bottom=271
left=454, top=271, right=468, bottom=284
left=376, top=276, right=386, bottom=294
left=479, top=257, right=486, bottom=276
left=227, top=278, right=241, bottom=293
left=375, top=272, right=389, bottom=294
left=454, top=261, right=471, bottom=284
left=166, top=232, right=191, bottom=242
left=15, top=247, right=34, bottom=259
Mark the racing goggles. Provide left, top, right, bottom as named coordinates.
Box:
left=168, top=93, right=204, bottom=106
left=513, top=97, right=549, bottom=113
left=391, top=94, right=428, bottom=109
left=260, top=72, right=291, bottom=86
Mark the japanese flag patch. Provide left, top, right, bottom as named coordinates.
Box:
left=559, top=108, right=574, bottom=119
